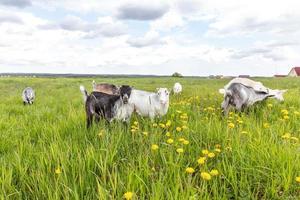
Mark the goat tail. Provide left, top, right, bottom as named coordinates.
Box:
left=80, top=85, right=88, bottom=102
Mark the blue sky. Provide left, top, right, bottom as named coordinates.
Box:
left=0, top=0, right=299, bottom=76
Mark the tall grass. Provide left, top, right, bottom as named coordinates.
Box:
left=0, top=77, right=299, bottom=199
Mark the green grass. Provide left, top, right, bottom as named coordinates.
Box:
left=0, top=77, right=299, bottom=199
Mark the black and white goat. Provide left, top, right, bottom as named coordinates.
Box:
left=22, top=87, right=35, bottom=105
left=80, top=85, right=133, bottom=128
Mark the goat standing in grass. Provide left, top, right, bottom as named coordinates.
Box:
left=129, top=88, right=170, bottom=120
left=80, top=85, right=133, bottom=128
left=22, top=87, right=35, bottom=105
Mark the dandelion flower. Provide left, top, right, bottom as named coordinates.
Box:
left=166, top=120, right=171, bottom=127
left=296, top=176, right=300, bottom=183
left=283, top=115, right=289, bottom=120
left=186, top=167, right=195, bottom=174
left=165, top=132, right=171, bottom=137
left=142, top=132, right=148, bottom=136
left=202, top=149, right=209, bottom=155
left=214, top=148, right=221, bottom=153
left=228, top=122, right=235, bottom=129
left=123, top=192, right=134, bottom=200
left=151, top=144, right=159, bottom=151
left=200, top=172, right=211, bottom=181
left=281, top=109, right=288, bottom=115
left=153, top=123, right=158, bottom=127
left=176, top=127, right=182, bottom=132
left=241, top=131, right=248, bottom=134
left=197, top=157, right=206, bottom=165
left=183, top=140, right=189, bottom=145
left=182, top=125, right=188, bottom=130
left=98, top=130, right=104, bottom=137
left=159, top=123, right=166, bottom=128
left=208, top=152, right=215, bottom=158
left=282, top=133, right=291, bottom=139
left=210, top=169, right=219, bottom=176
left=178, top=138, right=185, bottom=142
left=167, top=138, right=174, bottom=144
left=290, top=137, right=299, bottom=142
left=176, top=148, right=184, bottom=153
left=267, top=103, right=273, bottom=108
left=263, top=123, right=270, bottom=129
left=55, top=167, right=62, bottom=174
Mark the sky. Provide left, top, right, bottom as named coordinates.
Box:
left=0, top=0, right=299, bottom=76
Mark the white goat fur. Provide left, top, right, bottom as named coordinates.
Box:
left=129, top=88, right=169, bottom=119
left=173, top=82, right=182, bottom=94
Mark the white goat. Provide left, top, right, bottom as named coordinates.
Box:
left=22, top=87, right=35, bottom=105
left=129, top=88, right=170, bottom=119
left=173, top=82, right=182, bottom=94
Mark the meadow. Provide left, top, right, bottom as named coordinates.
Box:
left=0, top=77, right=299, bottom=199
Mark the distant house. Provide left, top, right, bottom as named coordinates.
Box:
left=238, top=75, right=250, bottom=78
left=288, top=67, right=300, bottom=77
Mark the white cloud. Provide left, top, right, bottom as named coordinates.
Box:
left=0, top=0, right=300, bottom=76
left=116, top=0, right=169, bottom=20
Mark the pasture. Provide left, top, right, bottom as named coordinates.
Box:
left=0, top=77, right=299, bottom=199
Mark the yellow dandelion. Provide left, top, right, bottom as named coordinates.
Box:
left=283, top=115, right=289, bottom=120
left=151, top=144, right=159, bottom=151
left=176, top=127, right=182, bottom=132
left=153, top=123, right=158, bottom=127
left=178, top=138, right=185, bottom=142
left=202, top=149, right=209, bottom=155
left=182, top=125, right=188, bottom=130
left=133, top=121, right=138, bottom=125
left=98, top=130, right=104, bottom=137
left=294, top=111, right=300, bottom=115
left=197, top=157, right=206, bottom=165
left=225, top=146, right=232, bottom=151
left=296, top=176, right=300, bottom=183
left=267, top=103, right=273, bottom=108
left=210, top=169, right=219, bottom=176
left=142, top=131, right=148, bottom=136
left=55, top=167, right=62, bottom=174
left=166, top=120, right=171, bottom=127
left=282, top=133, right=291, bottom=139
left=183, top=140, right=189, bottom=145
left=208, top=152, right=215, bottom=158
left=200, top=172, right=211, bottom=181
left=281, top=109, right=288, bottom=115
left=165, top=132, right=171, bottom=137
left=185, top=167, right=195, bottom=174
left=241, top=131, right=247, bottom=134
left=159, top=123, right=166, bottom=128
left=167, top=138, right=174, bottom=144
left=123, top=192, right=133, bottom=200
left=176, top=148, right=184, bottom=153
left=228, top=122, right=235, bottom=129
left=290, top=137, right=299, bottom=142
left=214, top=148, right=221, bottom=153
left=263, top=123, right=270, bottom=129
left=131, top=129, right=137, bottom=133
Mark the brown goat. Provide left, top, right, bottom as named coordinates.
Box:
left=92, top=80, right=119, bottom=95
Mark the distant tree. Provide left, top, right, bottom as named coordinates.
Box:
left=171, top=72, right=183, bottom=78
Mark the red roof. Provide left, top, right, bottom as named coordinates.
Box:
left=292, top=67, right=300, bottom=75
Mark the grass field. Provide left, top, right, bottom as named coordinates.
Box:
left=0, top=77, right=299, bottom=199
